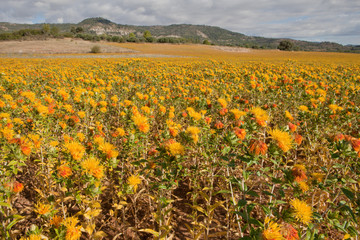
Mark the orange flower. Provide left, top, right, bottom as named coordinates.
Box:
left=351, top=138, right=360, bottom=152
left=13, top=181, right=24, bottom=193
left=169, top=126, right=179, bottom=137
left=50, top=215, right=63, bottom=228
left=21, top=145, right=32, bottom=156
left=219, top=108, right=228, bottom=116
left=214, top=121, right=224, bottom=129
left=234, top=127, right=246, bottom=140
left=334, top=133, right=345, bottom=142
left=292, top=165, right=307, bottom=182
left=294, top=134, right=303, bottom=145
left=280, top=223, right=299, bottom=240
left=249, top=140, right=267, bottom=156
left=288, top=122, right=297, bottom=132
left=204, top=116, right=212, bottom=125
left=58, top=164, right=72, bottom=178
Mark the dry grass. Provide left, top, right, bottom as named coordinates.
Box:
left=0, top=39, right=359, bottom=65
left=0, top=38, right=135, bottom=54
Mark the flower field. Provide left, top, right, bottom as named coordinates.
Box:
left=0, top=49, right=360, bottom=239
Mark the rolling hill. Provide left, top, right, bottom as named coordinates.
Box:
left=1, top=17, right=359, bottom=53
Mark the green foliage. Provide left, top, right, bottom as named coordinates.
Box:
left=278, top=40, right=294, bottom=51
left=50, top=26, right=59, bottom=36
left=203, top=39, right=211, bottom=45
left=143, top=30, right=151, bottom=39
left=127, top=32, right=139, bottom=42
left=90, top=45, right=101, bottom=53
left=0, top=17, right=359, bottom=52
left=41, top=24, right=50, bottom=34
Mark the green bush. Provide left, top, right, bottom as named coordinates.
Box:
left=90, top=45, right=101, bottom=53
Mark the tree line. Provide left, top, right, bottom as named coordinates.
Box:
left=0, top=24, right=299, bottom=51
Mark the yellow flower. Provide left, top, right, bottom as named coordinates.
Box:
left=312, top=173, right=325, bottom=182
left=0, top=112, right=11, bottom=119
left=81, top=157, right=104, bottom=179
left=165, top=139, right=185, bottom=156
left=63, top=217, right=82, bottom=240
left=116, top=127, right=126, bottom=137
left=285, top=111, right=294, bottom=121
left=141, top=106, right=151, bottom=114
left=50, top=141, right=59, bottom=147
left=64, top=141, right=85, bottom=161
left=343, top=234, right=351, bottom=240
left=50, top=215, right=63, bottom=228
left=262, top=220, right=282, bottom=240
left=21, top=233, right=41, bottom=240
left=268, top=128, right=292, bottom=152
left=132, top=114, right=150, bottom=133
left=111, top=95, right=118, bottom=103
left=250, top=107, right=269, bottom=126
left=98, top=142, right=118, bottom=159
left=298, top=105, right=309, bottom=112
left=298, top=181, right=309, bottom=192
left=186, top=107, right=202, bottom=121
left=328, top=104, right=343, bottom=113
left=218, top=98, right=228, bottom=108
left=35, top=202, right=53, bottom=216
left=290, top=199, right=312, bottom=225
left=230, top=109, right=246, bottom=120
left=127, top=175, right=142, bottom=192
left=36, top=104, right=49, bottom=115
left=78, top=111, right=86, bottom=118
left=76, top=132, right=85, bottom=142
left=186, top=126, right=200, bottom=143
left=94, top=135, right=105, bottom=145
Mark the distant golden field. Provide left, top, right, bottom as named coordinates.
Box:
left=0, top=44, right=359, bottom=239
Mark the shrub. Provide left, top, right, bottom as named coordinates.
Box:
left=90, top=45, right=101, bottom=53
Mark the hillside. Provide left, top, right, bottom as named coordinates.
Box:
left=0, top=17, right=359, bottom=53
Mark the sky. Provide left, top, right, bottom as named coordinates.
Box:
left=1, top=0, right=359, bottom=45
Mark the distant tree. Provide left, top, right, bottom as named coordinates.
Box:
left=50, top=26, right=59, bottom=36
left=71, top=27, right=84, bottom=34
left=143, top=30, right=151, bottom=39
left=71, top=27, right=76, bottom=34
left=111, top=36, right=120, bottom=42
left=42, top=24, right=50, bottom=35
left=90, top=45, right=101, bottom=53
left=278, top=40, right=294, bottom=51
left=76, top=27, right=83, bottom=33
left=127, top=32, right=138, bottom=42
left=203, top=39, right=211, bottom=45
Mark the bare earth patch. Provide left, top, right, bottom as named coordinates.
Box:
left=0, top=38, right=136, bottom=54
left=212, top=46, right=251, bottom=53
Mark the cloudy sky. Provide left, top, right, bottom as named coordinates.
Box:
left=1, top=0, right=359, bottom=45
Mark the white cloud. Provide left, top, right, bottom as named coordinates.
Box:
left=0, top=0, right=359, bottom=45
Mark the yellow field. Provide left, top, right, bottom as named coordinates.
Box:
left=0, top=45, right=359, bottom=239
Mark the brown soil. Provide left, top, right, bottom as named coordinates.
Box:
left=0, top=38, right=136, bottom=54
left=212, top=46, right=251, bottom=53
